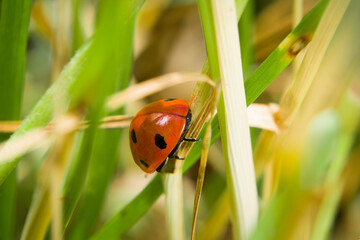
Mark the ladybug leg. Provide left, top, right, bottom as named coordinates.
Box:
left=183, top=137, right=201, bottom=142
left=167, top=137, right=201, bottom=162
left=170, top=138, right=201, bottom=160
left=156, top=159, right=168, bottom=172
left=174, top=156, right=185, bottom=160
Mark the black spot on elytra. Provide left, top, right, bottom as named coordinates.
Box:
left=131, top=129, right=137, bottom=143
left=155, top=134, right=167, bottom=149
left=164, top=98, right=176, bottom=102
left=140, top=160, right=149, bottom=168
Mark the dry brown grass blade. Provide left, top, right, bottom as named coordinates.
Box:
left=31, top=1, right=53, bottom=42
left=248, top=103, right=280, bottom=133
left=51, top=0, right=70, bottom=81
left=0, top=129, right=50, bottom=164
left=191, top=81, right=220, bottom=240
left=20, top=114, right=80, bottom=240
left=0, top=121, right=23, bottom=133
left=100, top=115, right=133, bottom=129
left=49, top=114, right=79, bottom=240
left=0, top=115, right=80, bottom=165
left=0, top=115, right=134, bottom=134
left=0, top=104, right=280, bottom=138
left=106, top=72, right=215, bottom=111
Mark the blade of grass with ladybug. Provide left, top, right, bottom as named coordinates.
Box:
left=0, top=0, right=334, bottom=238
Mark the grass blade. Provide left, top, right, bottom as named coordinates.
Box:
left=71, top=0, right=85, bottom=53
left=61, top=0, right=145, bottom=228
left=312, top=93, right=360, bottom=240
left=211, top=0, right=258, bottom=238
left=244, top=0, right=330, bottom=105
left=65, top=11, right=137, bottom=240
left=0, top=0, right=32, bottom=239
left=20, top=115, right=79, bottom=240
left=0, top=40, right=92, bottom=184
left=90, top=175, right=164, bottom=240
left=279, top=0, right=352, bottom=125
left=0, top=0, right=31, bottom=120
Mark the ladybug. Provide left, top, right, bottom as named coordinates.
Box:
left=129, top=99, right=197, bottom=173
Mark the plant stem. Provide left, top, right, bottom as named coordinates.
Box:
left=211, top=0, right=258, bottom=238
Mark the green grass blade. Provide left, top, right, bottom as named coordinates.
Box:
left=19, top=37, right=94, bottom=237
left=198, top=0, right=220, bottom=79
left=61, top=0, right=144, bottom=228
left=0, top=1, right=145, bottom=180
left=300, top=111, right=340, bottom=189
left=0, top=171, right=16, bottom=240
left=244, top=0, right=330, bottom=105
left=239, top=0, right=255, bottom=80
left=0, top=0, right=32, bottom=239
left=0, top=0, right=31, bottom=120
left=312, top=93, right=360, bottom=240
left=20, top=0, right=145, bottom=237
left=65, top=15, right=137, bottom=240
left=61, top=119, right=99, bottom=227
left=250, top=180, right=305, bottom=240
left=90, top=175, right=164, bottom=240
left=306, top=115, right=343, bottom=240
left=71, top=0, right=85, bottom=54
left=0, top=39, right=93, bottom=183
left=310, top=184, right=343, bottom=240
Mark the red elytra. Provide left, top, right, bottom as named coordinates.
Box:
left=129, top=99, right=192, bottom=173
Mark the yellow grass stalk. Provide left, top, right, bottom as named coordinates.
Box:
left=211, top=0, right=258, bottom=239
left=292, top=0, right=304, bottom=72
left=162, top=170, right=185, bottom=240
left=191, top=81, right=220, bottom=240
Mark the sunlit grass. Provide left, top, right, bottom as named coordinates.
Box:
left=0, top=0, right=359, bottom=239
